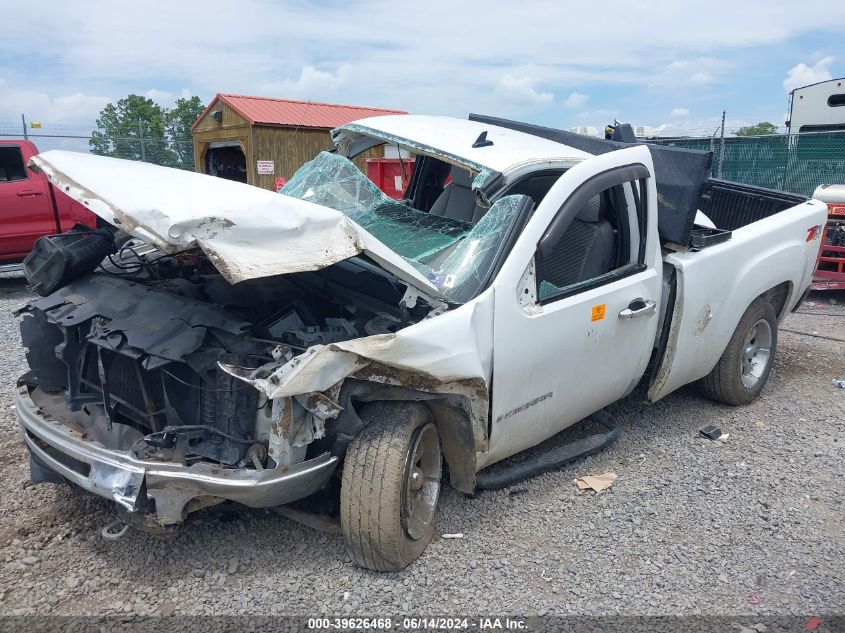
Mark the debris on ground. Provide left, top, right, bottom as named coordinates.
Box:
left=574, top=472, right=617, bottom=492
left=833, top=379, right=845, bottom=389
left=700, top=425, right=723, bottom=440
left=441, top=533, right=464, bottom=539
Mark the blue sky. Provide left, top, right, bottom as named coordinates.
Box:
left=1, top=0, right=844, bottom=137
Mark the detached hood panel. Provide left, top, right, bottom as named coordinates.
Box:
left=30, top=151, right=445, bottom=297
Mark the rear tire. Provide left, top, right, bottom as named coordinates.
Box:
left=340, top=401, right=441, bottom=571
left=699, top=297, right=778, bottom=405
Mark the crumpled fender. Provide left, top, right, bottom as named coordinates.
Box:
left=221, top=292, right=495, bottom=451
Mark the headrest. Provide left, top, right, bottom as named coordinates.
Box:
left=450, top=166, right=473, bottom=188
left=575, top=196, right=602, bottom=222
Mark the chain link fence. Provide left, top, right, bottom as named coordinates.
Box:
left=0, top=134, right=196, bottom=171
left=649, top=130, right=845, bottom=197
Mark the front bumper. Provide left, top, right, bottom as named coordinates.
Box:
left=16, top=387, right=339, bottom=527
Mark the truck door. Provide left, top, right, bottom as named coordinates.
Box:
left=484, top=146, right=661, bottom=466
left=0, top=144, right=53, bottom=260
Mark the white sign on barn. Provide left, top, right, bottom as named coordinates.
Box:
left=256, top=160, right=275, bottom=175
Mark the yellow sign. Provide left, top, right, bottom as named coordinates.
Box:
left=591, top=303, right=607, bottom=322
left=30, top=122, right=42, bottom=129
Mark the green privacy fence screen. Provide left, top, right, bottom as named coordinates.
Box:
left=648, top=131, right=845, bottom=197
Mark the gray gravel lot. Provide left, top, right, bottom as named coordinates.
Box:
left=0, top=272, right=843, bottom=618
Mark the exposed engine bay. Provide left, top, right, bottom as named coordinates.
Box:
left=19, top=247, right=434, bottom=473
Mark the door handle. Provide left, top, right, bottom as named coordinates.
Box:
left=618, top=298, right=657, bottom=319
left=16, top=190, right=44, bottom=197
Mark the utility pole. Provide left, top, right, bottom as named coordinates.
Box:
left=21, top=114, right=28, bottom=141
left=717, top=110, right=726, bottom=179
left=138, top=118, right=146, bottom=162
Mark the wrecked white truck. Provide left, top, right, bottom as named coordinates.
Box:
left=14, top=114, right=826, bottom=571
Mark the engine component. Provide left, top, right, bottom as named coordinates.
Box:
left=826, top=222, right=845, bottom=247
left=283, top=318, right=359, bottom=348
left=364, top=314, right=402, bottom=335
left=23, top=224, right=116, bottom=296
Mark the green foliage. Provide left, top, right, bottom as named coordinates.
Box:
left=89, top=94, right=204, bottom=170
left=166, top=96, right=205, bottom=170
left=734, top=122, right=779, bottom=137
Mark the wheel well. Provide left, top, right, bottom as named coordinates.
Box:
left=343, top=395, right=478, bottom=494
left=760, top=281, right=792, bottom=319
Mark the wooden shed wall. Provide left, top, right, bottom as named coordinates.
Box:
left=251, top=126, right=330, bottom=190
left=250, top=126, right=383, bottom=191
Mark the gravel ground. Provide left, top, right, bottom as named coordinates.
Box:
left=0, top=272, right=843, bottom=618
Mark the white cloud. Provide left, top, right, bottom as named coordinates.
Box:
left=783, top=56, right=834, bottom=92
left=563, top=92, right=589, bottom=108
left=689, top=72, right=712, bottom=85
left=495, top=74, right=553, bottom=105
left=650, top=58, right=724, bottom=88
left=262, top=65, right=353, bottom=100
left=670, top=107, right=690, bottom=117
left=0, top=79, right=109, bottom=128
left=144, top=88, right=174, bottom=103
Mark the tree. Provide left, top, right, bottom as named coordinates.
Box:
left=735, top=122, right=779, bottom=137
left=90, top=94, right=174, bottom=165
left=165, top=96, right=205, bottom=170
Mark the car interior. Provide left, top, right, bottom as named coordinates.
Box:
left=0, top=147, right=27, bottom=182
left=409, top=154, right=633, bottom=291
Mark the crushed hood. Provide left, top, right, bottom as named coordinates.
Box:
left=29, top=150, right=447, bottom=300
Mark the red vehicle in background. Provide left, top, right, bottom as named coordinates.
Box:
left=0, top=140, right=97, bottom=272
left=811, top=184, right=845, bottom=290
left=366, top=157, right=415, bottom=200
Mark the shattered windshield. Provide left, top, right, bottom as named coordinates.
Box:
left=281, top=152, right=529, bottom=303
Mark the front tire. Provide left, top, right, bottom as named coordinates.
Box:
left=340, top=401, right=441, bottom=571
left=699, top=297, right=778, bottom=405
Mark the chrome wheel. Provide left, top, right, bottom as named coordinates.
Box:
left=401, top=422, right=441, bottom=540
left=739, top=318, right=773, bottom=388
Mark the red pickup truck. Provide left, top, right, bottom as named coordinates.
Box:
left=0, top=140, right=97, bottom=271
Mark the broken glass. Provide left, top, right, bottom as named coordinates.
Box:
left=281, top=152, right=468, bottom=261
left=471, top=169, right=497, bottom=190
left=422, top=195, right=528, bottom=303
left=538, top=280, right=562, bottom=301
left=281, top=152, right=529, bottom=303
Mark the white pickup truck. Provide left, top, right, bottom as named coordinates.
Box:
left=15, top=114, right=826, bottom=571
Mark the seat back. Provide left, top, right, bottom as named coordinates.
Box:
left=536, top=196, right=615, bottom=289
left=428, top=167, right=485, bottom=223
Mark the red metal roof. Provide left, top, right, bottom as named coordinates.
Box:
left=192, top=93, right=406, bottom=130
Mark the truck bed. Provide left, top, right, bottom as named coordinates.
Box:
left=649, top=193, right=828, bottom=402
left=700, top=179, right=808, bottom=231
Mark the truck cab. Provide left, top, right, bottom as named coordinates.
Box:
left=0, top=140, right=96, bottom=269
